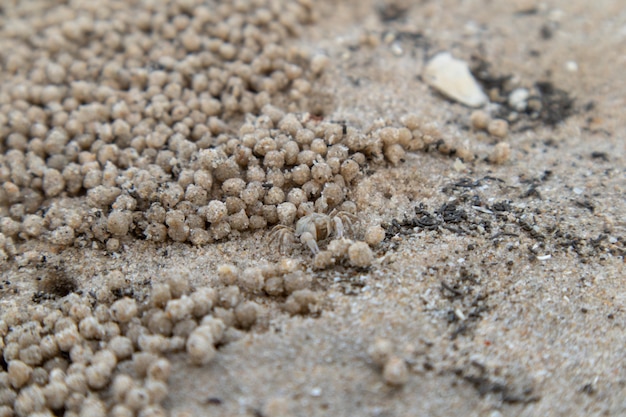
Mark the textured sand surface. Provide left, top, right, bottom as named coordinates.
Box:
left=1, top=1, right=625, bottom=416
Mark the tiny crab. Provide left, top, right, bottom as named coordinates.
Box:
left=270, top=209, right=358, bottom=254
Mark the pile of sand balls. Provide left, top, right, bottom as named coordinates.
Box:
left=217, top=258, right=321, bottom=315
left=0, top=255, right=341, bottom=416
left=0, top=0, right=437, bottom=258
left=0, top=267, right=289, bottom=417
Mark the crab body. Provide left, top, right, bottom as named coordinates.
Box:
left=270, top=209, right=357, bottom=254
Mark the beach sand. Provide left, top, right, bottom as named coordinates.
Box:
left=0, top=1, right=624, bottom=416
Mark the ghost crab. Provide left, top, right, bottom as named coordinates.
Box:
left=270, top=209, right=358, bottom=254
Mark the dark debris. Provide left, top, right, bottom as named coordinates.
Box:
left=590, top=151, right=609, bottom=161
left=574, top=199, right=595, bottom=213
left=470, top=57, right=576, bottom=127
left=580, top=383, right=595, bottom=395
left=456, top=361, right=540, bottom=404
left=535, top=81, right=575, bottom=125
left=35, top=268, right=78, bottom=300
left=377, top=2, right=409, bottom=22
left=383, top=176, right=624, bottom=260
left=439, top=267, right=490, bottom=340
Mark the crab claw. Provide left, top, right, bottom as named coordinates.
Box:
left=300, top=232, right=320, bottom=254
left=333, top=217, right=344, bottom=238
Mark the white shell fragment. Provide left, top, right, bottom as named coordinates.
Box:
left=508, top=88, right=530, bottom=111
left=424, top=52, right=488, bottom=108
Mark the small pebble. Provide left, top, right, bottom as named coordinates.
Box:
left=147, top=358, right=172, bottom=382
left=110, top=298, right=138, bottom=323
left=282, top=290, right=319, bottom=315
left=125, top=387, right=150, bottom=411
left=508, top=88, right=529, bottom=112
left=487, top=119, right=509, bottom=139
left=488, top=142, right=511, bottom=164
left=383, top=356, right=409, bottom=386
left=368, top=338, right=393, bottom=367
left=470, top=110, right=490, bottom=131
left=348, top=241, right=374, bottom=267
left=565, top=61, right=578, bottom=72
left=217, top=264, right=239, bottom=286
left=365, top=225, right=385, bottom=247
left=186, top=326, right=217, bottom=365
left=8, top=360, right=32, bottom=389
left=165, top=296, right=194, bottom=322
left=312, top=250, right=335, bottom=270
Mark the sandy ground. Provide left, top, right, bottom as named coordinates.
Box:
left=1, top=0, right=625, bottom=416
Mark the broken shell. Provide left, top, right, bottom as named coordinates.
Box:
left=508, top=88, right=529, bottom=111
left=424, top=52, right=488, bottom=108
